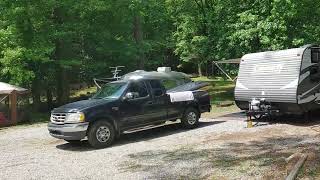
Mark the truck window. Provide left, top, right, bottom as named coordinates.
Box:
left=92, top=82, right=127, bottom=99
left=149, top=80, right=165, bottom=97
left=128, top=81, right=149, bottom=98
left=162, top=79, right=177, bottom=90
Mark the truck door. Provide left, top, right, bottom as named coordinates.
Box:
left=120, top=80, right=154, bottom=128
left=147, top=80, right=168, bottom=121
left=161, top=79, right=185, bottom=119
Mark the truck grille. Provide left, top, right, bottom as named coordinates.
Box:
left=51, top=113, right=67, bottom=124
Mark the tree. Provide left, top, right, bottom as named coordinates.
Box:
left=0, top=0, right=56, bottom=109
left=1, top=0, right=320, bottom=112
left=167, top=0, right=214, bottom=76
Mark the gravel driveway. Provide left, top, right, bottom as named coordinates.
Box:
left=0, top=112, right=319, bottom=179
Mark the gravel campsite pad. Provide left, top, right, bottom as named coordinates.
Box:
left=0, top=112, right=320, bottom=179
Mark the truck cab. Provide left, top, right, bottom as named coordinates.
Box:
left=48, top=77, right=211, bottom=148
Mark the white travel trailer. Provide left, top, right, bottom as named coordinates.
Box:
left=235, top=45, right=320, bottom=116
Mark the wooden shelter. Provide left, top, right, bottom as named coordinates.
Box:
left=0, top=82, right=28, bottom=126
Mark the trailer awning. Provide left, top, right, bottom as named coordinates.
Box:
left=212, top=58, right=241, bottom=82
left=213, top=58, right=241, bottom=64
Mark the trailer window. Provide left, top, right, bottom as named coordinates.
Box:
left=311, top=48, right=320, bottom=63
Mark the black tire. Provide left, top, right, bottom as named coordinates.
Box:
left=181, top=107, right=199, bottom=129
left=87, top=121, right=115, bottom=148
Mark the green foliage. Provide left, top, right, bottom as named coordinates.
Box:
left=169, top=0, right=320, bottom=69
left=0, top=0, right=320, bottom=110
left=168, top=0, right=210, bottom=66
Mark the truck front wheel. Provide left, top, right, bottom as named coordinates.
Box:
left=87, top=121, right=115, bottom=148
left=181, top=107, right=199, bottom=128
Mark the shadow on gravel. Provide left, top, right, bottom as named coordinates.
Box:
left=222, top=111, right=320, bottom=129
left=56, top=140, right=94, bottom=151
left=119, top=135, right=320, bottom=179
left=252, top=113, right=320, bottom=129
left=216, top=111, right=246, bottom=119
left=56, top=120, right=225, bottom=152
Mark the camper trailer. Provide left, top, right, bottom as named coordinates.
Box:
left=235, top=45, right=320, bottom=117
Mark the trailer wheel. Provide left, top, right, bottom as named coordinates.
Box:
left=181, top=107, right=199, bottom=128
left=87, top=121, right=115, bottom=148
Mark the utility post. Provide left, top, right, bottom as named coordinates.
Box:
left=10, top=90, right=17, bottom=125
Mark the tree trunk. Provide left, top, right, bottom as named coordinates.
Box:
left=56, top=66, right=69, bottom=106
left=133, top=14, right=145, bottom=69
left=46, top=88, right=53, bottom=110
left=205, top=61, right=208, bottom=76
left=197, top=63, right=203, bottom=76
left=31, top=79, right=41, bottom=111
left=53, top=8, right=70, bottom=106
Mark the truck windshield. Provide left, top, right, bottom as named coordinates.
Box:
left=92, top=82, right=127, bottom=99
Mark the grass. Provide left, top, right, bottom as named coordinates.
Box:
left=192, top=76, right=236, bottom=105
left=70, top=86, right=97, bottom=98
left=191, top=76, right=228, bottom=82
left=192, top=76, right=239, bottom=117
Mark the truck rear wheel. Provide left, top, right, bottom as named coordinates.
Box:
left=87, top=121, right=115, bottom=148
left=181, top=107, right=199, bottom=128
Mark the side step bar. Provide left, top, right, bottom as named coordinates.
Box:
left=123, top=121, right=179, bottom=134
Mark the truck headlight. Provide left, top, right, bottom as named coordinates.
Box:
left=65, top=112, right=85, bottom=123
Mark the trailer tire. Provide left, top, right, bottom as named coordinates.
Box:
left=87, top=121, right=115, bottom=148
left=181, top=107, right=199, bottom=129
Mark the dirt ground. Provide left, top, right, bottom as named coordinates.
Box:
left=0, top=109, right=320, bottom=179
left=203, top=113, right=320, bottom=179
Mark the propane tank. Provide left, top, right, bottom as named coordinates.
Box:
left=250, top=98, right=260, bottom=111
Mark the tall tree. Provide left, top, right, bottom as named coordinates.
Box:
left=167, top=0, right=213, bottom=76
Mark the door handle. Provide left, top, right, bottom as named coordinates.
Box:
left=146, top=101, right=153, bottom=105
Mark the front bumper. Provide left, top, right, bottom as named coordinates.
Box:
left=48, top=122, right=89, bottom=140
